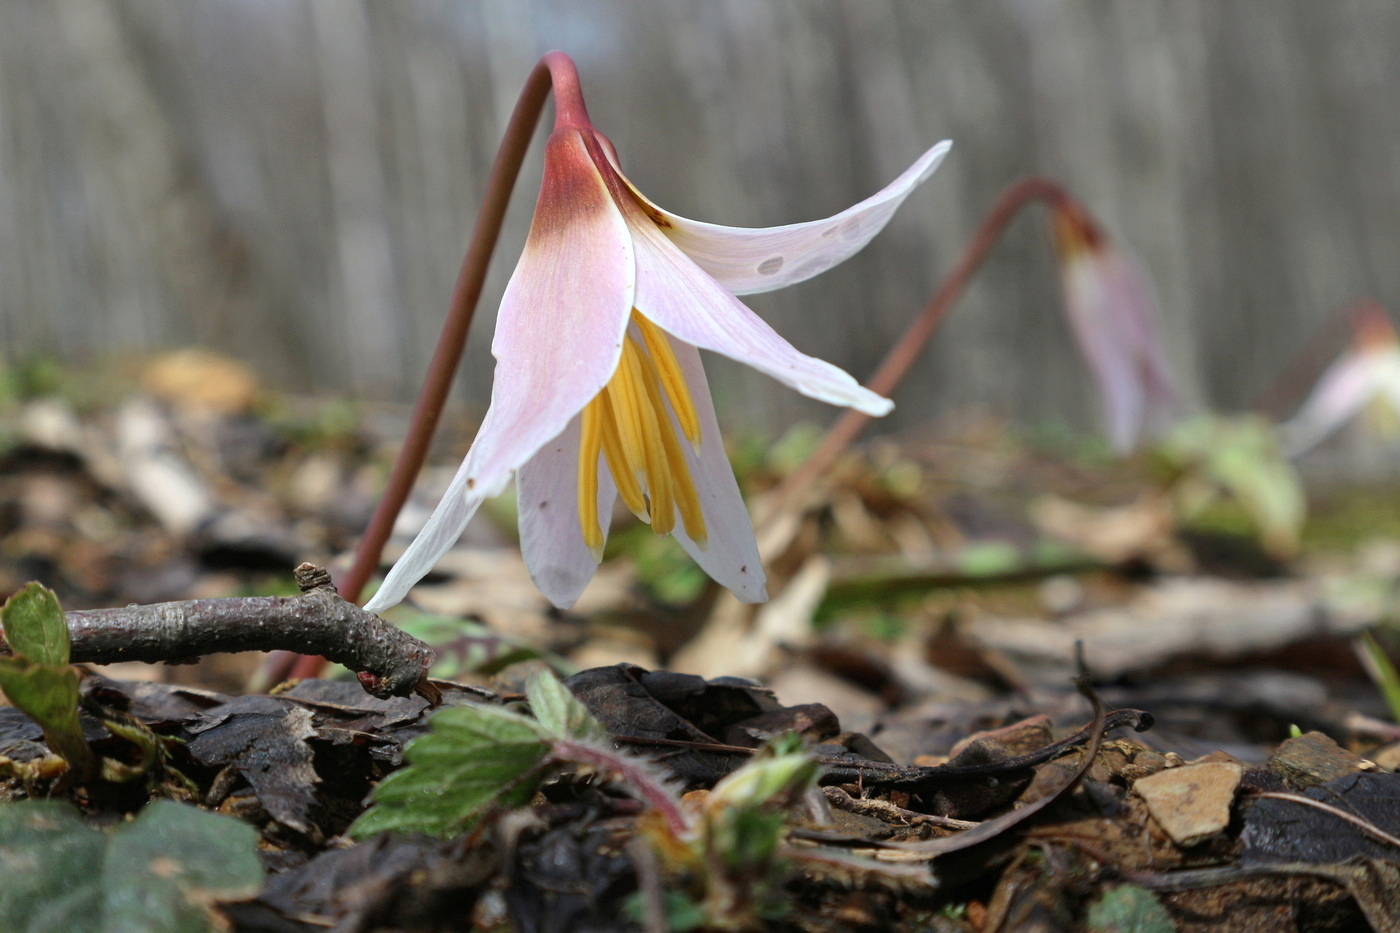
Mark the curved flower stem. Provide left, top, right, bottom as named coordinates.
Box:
left=276, top=53, right=586, bottom=684
left=759, top=176, right=1075, bottom=529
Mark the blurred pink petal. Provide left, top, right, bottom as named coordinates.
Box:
left=368, top=80, right=947, bottom=613
left=1054, top=204, right=1177, bottom=452
left=1281, top=303, right=1400, bottom=457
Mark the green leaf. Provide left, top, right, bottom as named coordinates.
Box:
left=526, top=669, right=609, bottom=743
left=1158, top=415, right=1305, bottom=556
left=103, top=801, right=264, bottom=933
left=1359, top=632, right=1400, bottom=723
left=0, top=801, right=105, bottom=931
left=2, top=583, right=70, bottom=667
left=1085, top=884, right=1174, bottom=933
left=710, top=743, right=819, bottom=812
left=955, top=541, right=1024, bottom=578
left=704, top=738, right=823, bottom=868
left=0, top=799, right=263, bottom=933
left=0, top=583, right=91, bottom=775
left=350, top=703, right=551, bottom=839
left=0, top=658, right=92, bottom=775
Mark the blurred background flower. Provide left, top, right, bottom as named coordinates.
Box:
left=1281, top=301, right=1400, bottom=458
left=4, top=1, right=1399, bottom=478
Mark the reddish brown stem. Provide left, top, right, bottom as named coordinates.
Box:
left=276, top=53, right=585, bottom=684
left=760, top=176, right=1075, bottom=527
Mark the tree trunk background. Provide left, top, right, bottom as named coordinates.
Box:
left=3, top=0, right=1399, bottom=464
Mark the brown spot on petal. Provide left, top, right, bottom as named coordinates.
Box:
left=648, top=208, right=673, bottom=229
left=467, top=478, right=475, bottom=489
left=757, top=256, right=784, bottom=275
left=539, top=500, right=549, bottom=509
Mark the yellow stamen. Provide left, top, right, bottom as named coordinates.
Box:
left=577, top=311, right=707, bottom=551
left=623, top=337, right=675, bottom=533
left=633, top=338, right=708, bottom=547
left=599, top=391, right=650, bottom=522
left=634, top=313, right=701, bottom=448
left=604, top=339, right=649, bottom=486
left=577, top=396, right=605, bottom=560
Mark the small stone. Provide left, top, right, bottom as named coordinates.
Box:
left=948, top=715, right=1053, bottom=760
left=1269, top=731, right=1366, bottom=788
left=1370, top=742, right=1400, bottom=772
left=1134, top=761, right=1243, bottom=847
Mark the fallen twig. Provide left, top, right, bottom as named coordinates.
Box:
left=868, top=673, right=1118, bottom=860
left=1246, top=790, right=1400, bottom=850
left=822, top=786, right=979, bottom=831
left=59, top=564, right=437, bottom=701
left=615, top=708, right=1151, bottom=791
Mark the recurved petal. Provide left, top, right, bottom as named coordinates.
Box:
left=626, top=141, right=951, bottom=296
left=517, top=414, right=620, bottom=609
left=625, top=201, right=892, bottom=417
left=662, top=341, right=767, bottom=603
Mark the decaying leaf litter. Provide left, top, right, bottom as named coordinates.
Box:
left=4, top=355, right=1400, bottom=932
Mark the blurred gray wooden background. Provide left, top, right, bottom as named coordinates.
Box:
left=4, top=0, right=1400, bottom=451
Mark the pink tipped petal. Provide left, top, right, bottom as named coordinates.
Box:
left=517, top=414, right=619, bottom=609
left=366, top=129, right=633, bottom=614
left=363, top=460, right=484, bottom=614
left=663, top=341, right=767, bottom=602
left=629, top=141, right=952, bottom=296
left=1060, top=249, right=1176, bottom=452
left=472, top=129, right=635, bottom=485
left=1282, top=352, right=1389, bottom=456
left=624, top=202, right=892, bottom=417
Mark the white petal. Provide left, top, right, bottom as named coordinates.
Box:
left=365, top=129, right=633, bottom=613
left=517, top=414, right=619, bottom=609
left=632, top=141, right=951, bottom=295
left=362, top=458, right=483, bottom=614
left=664, top=341, right=767, bottom=602
left=624, top=200, right=892, bottom=417
left=1282, top=351, right=1389, bottom=456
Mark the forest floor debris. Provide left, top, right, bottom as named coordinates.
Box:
left=3, top=358, right=1400, bottom=930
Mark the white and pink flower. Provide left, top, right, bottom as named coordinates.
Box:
left=363, top=70, right=950, bottom=614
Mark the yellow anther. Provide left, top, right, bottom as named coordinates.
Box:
left=578, top=315, right=707, bottom=553
left=634, top=313, right=701, bottom=448
left=624, top=338, right=675, bottom=534
left=633, top=338, right=707, bottom=547
left=599, top=391, right=650, bottom=522
left=604, top=341, right=648, bottom=486
left=577, top=396, right=605, bottom=560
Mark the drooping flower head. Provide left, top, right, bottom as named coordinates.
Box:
left=1052, top=200, right=1177, bottom=452
left=1281, top=300, right=1400, bottom=457
left=364, top=54, right=950, bottom=614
